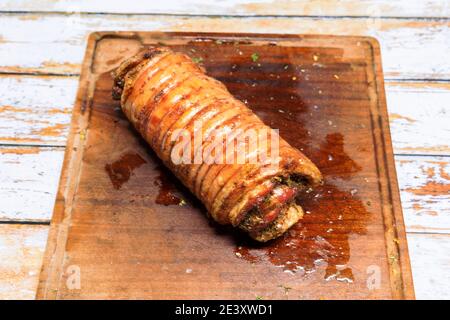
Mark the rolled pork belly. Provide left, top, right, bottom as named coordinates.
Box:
left=112, top=46, right=322, bottom=242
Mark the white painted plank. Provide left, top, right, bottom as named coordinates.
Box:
left=407, top=233, right=450, bottom=300
left=1, top=145, right=448, bottom=236
left=0, top=224, right=48, bottom=300
left=0, top=146, right=64, bottom=222
left=2, top=74, right=449, bottom=156
left=0, top=14, right=449, bottom=79
left=387, top=82, right=450, bottom=155
left=0, top=226, right=447, bottom=299
left=0, top=75, right=76, bottom=146
left=1, top=0, right=449, bottom=18
left=396, top=156, right=450, bottom=234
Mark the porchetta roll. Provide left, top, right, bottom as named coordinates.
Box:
left=112, top=46, right=322, bottom=242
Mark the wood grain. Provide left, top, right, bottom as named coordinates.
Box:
left=1, top=0, right=449, bottom=18
left=407, top=233, right=450, bottom=300
left=396, top=156, right=450, bottom=234
left=0, top=146, right=64, bottom=222
left=0, top=75, right=76, bottom=146
left=0, top=224, right=48, bottom=300
left=0, top=14, right=449, bottom=79
left=387, top=82, right=450, bottom=155
left=2, top=76, right=449, bottom=154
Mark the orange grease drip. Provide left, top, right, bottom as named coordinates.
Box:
left=153, top=166, right=186, bottom=206
left=233, top=182, right=369, bottom=281
left=105, top=152, right=146, bottom=189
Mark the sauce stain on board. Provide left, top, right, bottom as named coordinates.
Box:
left=153, top=166, right=187, bottom=206
left=233, top=182, right=369, bottom=283
left=195, top=42, right=372, bottom=282
left=105, top=152, right=147, bottom=189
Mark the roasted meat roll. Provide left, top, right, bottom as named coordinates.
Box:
left=112, top=46, right=322, bottom=242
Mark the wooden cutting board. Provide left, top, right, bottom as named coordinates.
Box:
left=37, top=32, right=414, bottom=299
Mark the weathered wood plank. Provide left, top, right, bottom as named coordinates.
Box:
left=0, top=75, right=76, bottom=146
left=407, top=233, right=450, bottom=300
left=0, top=224, right=48, bottom=300
left=2, top=75, right=448, bottom=154
left=0, top=226, right=447, bottom=300
left=1, top=0, right=449, bottom=18
left=0, top=146, right=64, bottom=222
left=1, top=146, right=448, bottom=234
left=0, top=14, right=449, bottom=79
left=396, top=156, right=450, bottom=234
left=387, top=82, right=450, bottom=155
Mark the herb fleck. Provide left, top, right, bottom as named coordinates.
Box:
left=79, top=130, right=86, bottom=141
left=278, top=284, right=292, bottom=294
left=389, top=255, right=398, bottom=263
left=192, top=57, right=203, bottom=64
left=251, top=53, right=259, bottom=62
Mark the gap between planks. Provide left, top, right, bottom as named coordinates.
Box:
left=0, top=14, right=449, bottom=79
left=0, top=0, right=449, bottom=18
left=2, top=10, right=450, bottom=21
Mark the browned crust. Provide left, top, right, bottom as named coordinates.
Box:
left=112, top=46, right=323, bottom=242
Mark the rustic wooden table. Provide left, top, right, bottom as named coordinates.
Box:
left=0, top=1, right=448, bottom=300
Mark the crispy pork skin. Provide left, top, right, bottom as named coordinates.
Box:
left=112, top=47, right=322, bottom=242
